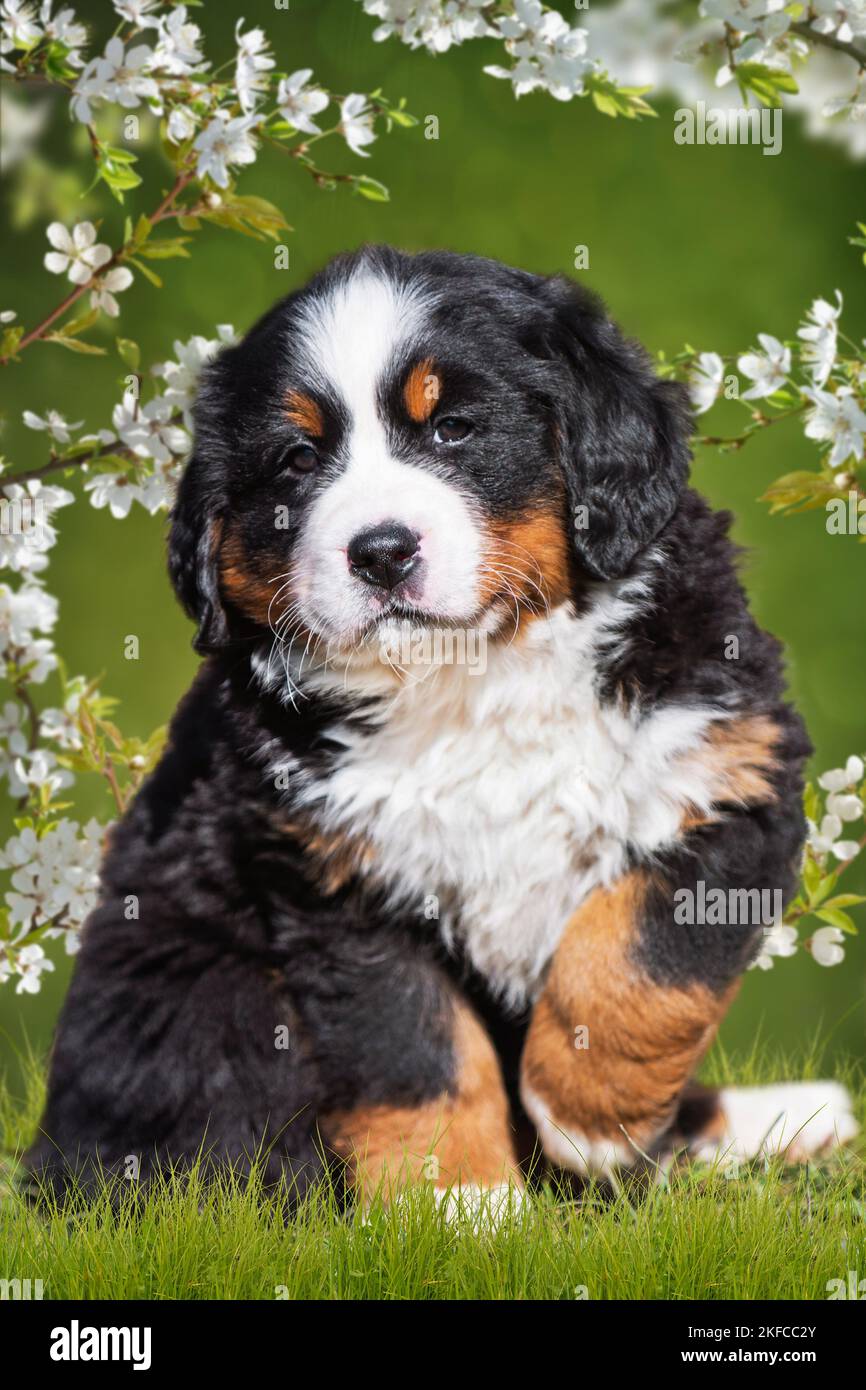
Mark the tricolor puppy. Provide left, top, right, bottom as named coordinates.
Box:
left=29, top=247, right=856, bottom=1204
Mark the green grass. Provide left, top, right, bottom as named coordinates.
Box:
left=1, top=1046, right=864, bottom=1301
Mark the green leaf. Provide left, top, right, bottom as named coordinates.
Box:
left=136, top=236, right=192, bottom=260
left=103, top=144, right=139, bottom=165
left=814, top=907, right=857, bottom=935
left=802, top=856, right=823, bottom=901
left=586, top=74, right=656, bottom=120
left=228, top=194, right=292, bottom=237
left=820, top=894, right=866, bottom=911
left=760, top=470, right=837, bottom=516
left=127, top=257, right=164, bottom=289
left=133, top=214, right=152, bottom=247
left=735, top=62, right=799, bottom=109
left=354, top=175, right=390, bottom=203
left=43, top=333, right=107, bottom=356
left=61, top=307, right=100, bottom=338
left=0, top=325, right=24, bottom=360
left=116, top=337, right=140, bottom=371
left=386, top=107, right=418, bottom=129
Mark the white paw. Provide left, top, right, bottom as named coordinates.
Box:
left=433, top=1182, right=528, bottom=1230
left=521, top=1084, right=634, bottom=1178
left=692, top=1082, right=859, bottom=1163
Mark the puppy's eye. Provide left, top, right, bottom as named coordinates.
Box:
left=433, top=417, right=472, bottom=445
left=284, top=444, right=319, bottom=474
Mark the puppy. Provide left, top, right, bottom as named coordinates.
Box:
left=27, top=246, right=857, bottom=1205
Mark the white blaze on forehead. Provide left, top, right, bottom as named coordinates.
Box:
left=293, top=268, right=484, bottom=638
left=296, top=269, right=428, bottom=437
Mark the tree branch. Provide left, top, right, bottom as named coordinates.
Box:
left=0, top=169, right=195, bottom=367
left=792, top=20, right=866, bottom=70
left=4, top=445, right=136, bottom=487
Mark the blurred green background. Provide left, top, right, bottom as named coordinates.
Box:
left=1, top=0, right=864, bottom=1091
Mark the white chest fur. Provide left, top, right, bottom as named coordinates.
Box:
left=294, top=602, right=722, bottom=1009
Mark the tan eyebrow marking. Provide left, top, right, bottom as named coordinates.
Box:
left=403, top=358, right=441, bottom=423
left=285, top=390, right=324, bottom=437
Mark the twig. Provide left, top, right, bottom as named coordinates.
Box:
left=4, top=444, right=136, bottom=488
left=0, top=169, right=195, bottom=366
left=792, top=20, right=866, bottom=69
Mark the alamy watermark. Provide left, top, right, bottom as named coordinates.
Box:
left=378, top=623, right=487, bottom=676
left=673, top=881, right=783, bottom=926
left=674, top=102, right=782, bottom=157
left=0, top=495, right=47, bottom=542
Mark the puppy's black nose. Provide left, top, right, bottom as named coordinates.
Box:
left=347, top=522, right=420, bottom=591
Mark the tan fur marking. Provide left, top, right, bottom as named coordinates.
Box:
left=285, top=390, right=324, bottom=437
left=325, top=1001, right=521, bottom=1199
left=680, top=715, right=782, bottom=830
left=481, top=508, right=571, bottom=627
left=218, top=529, right=274, bottom=624
left=522, top=873, right=735, bottom=1155
left=284, top=819, right=378, bottom=896
left=403, top=358, right=440, bottom=423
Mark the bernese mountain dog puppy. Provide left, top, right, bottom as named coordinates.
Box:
left=28, top=246, right=857, bottom=1206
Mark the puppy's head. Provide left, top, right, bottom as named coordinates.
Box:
left=169, top=246, right=691, bottom=661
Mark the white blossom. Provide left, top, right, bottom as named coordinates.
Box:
left=0, top=699, right=29, bottom=796
left=12, top=943, right=55, bottom=994
left=0, top=580, right=58, bottom=682
left=83, top=472, right=139, bottom=519
left=487, top=1, right=592, bottom=101
left=688, top=351, right=725, bottom=414
left=0, top=817, right=105, bottom=953
left=811, top=1, right=866, bottom=47
left=340, top=93, right=377, bottom=157
left=153, top=4, right=204, bottom=77
left=135, top=461, right=180, bottom=514
left=193, top=109, right=258, bottom=188
left=40, top=679, right=86, bottom=751
left=0, top=480, right=74, bottom=575
left=798, top=290, right=842, bottom=387
left=152, top=325, right=235, bottom=425
left=362, top=0, right=492, bottom=52
left=70, top=36, right=159, bottom=124
left=39, top=2, right=87, bottom=66
left=808, top=924, right=846, bottom=967
left=110, top=394, right=189, bottom=464
left=22, top=407, right=82, bottom=443
left=276, top=69, right=329, bottom=135
left=807, top=812, right=861, bottom=862
left=737, top=333, right=790, bottom=400
left=1, top=0, right=42, bottom=58
left=166, top=103, right=196, bottom=144
left=90, top=264, right=134, bottom=318
left=43, top=220, right=111, bottom=285
left=826, top=792, right=864, bottom=822
left=818, top=755, right=865, bottom=793
left=112, top=0, right=161, bottom=29
left=234, top=18, right=273, bottom=115
left=803, top=386, right=866, bottom=470
left=700, top=0, right=788, bottom=22
left=13, top=745, right=74, bottom=798
left=749, top=921, right=798, bottom=971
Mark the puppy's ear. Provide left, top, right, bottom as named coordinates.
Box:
left=542, top=280, right=691, bottom=581
left=168, top=482, right=229, bottom=654
left=167, top=358, right=232, bottom=653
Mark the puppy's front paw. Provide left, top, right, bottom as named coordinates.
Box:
left=434, top=1181, right=528, bottom=1230
left=521, top=1084, right=638, bottom=1179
